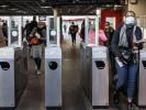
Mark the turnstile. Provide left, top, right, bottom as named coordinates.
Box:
left=138, top=49, right=146, bottom=106
left=0, top=47, right=27, bottom=109
left=45, top=47, right=62, bottom=108
left=82, top=46, right=109, bottom=108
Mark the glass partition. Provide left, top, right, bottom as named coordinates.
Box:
left=85, top=16, right=99, bottom=46
left=137, top=15, right=146, bottom=47
left=8, top=16, right=22, bottom=47
left=46, top=16, right=60, bottom=47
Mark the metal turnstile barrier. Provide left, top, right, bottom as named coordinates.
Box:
left=138, top=49, right=146, bottom=106
left=92, top=46, right=109, bottom=107
left=45, top=47, right=62, bottom=108
left=0, top=47, right=27, bottom=109
left=82, top=46, right=109, bottom=108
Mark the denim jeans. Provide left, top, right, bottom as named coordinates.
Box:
left=115, top=62, right=138, bottom=98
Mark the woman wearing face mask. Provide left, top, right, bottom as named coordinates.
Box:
left=111, top=11, right=144, bottom=110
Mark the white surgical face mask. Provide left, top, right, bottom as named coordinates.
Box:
left=125, top=16, right=136, bottom=26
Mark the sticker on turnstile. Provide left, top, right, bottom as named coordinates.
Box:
left=93, top=51, right=106, bottom=58
left=92, top=47, right=106, bottom=58
left=0, top=48, right=14, bottom=58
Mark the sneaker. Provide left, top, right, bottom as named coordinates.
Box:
left=127, top=102, right=134, bottom=110
left=37, top=70, right=41, bottom=75
left=113, top=90, right=120, bottom=105
left=35, top=65, right=38, bottom=71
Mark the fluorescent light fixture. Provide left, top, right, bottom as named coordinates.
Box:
left=41, top=6, right=51, bottom=9
left=9, top=8, right=18, bottom=11
left=0, top=5, right=8, bottom=8
left=96, top=9, right=101, bottom=15
left=16, top=10, right=26, bottom=14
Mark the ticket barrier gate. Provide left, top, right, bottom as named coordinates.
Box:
left=82, top=46, right=109, bottom=108
left=0, top=47, right=27, bottom=109
left=45, top=16, right=62, bottom=109
left=45, top=47, right=62, bottom=109
left=138, top=50, right=146, bottom=107
left=80, top=42, right=86, bottom=91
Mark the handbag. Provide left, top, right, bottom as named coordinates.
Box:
left=29, top=36, right=41, bottom=45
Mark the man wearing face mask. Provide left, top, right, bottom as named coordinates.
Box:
left=111, top=11, right=143, bottom=110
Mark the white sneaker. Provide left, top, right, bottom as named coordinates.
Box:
left=35, top=65, right=37, bottom=70
left=37, top=70, right=41, bottom=75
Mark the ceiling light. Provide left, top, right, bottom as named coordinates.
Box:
left=41, top=6, right=51, bottom=8
left=9, top=8, right=18, bottom=11
left=0, top=5, right=8, bottom=8
left=16, top=10, right=26, bottom=14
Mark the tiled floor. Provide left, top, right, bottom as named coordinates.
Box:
left=16, top=41, right=86, bottom=110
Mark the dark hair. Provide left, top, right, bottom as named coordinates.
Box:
left=33, top=16, right=36, bottom=21
left=125, top=11, right=136, bottom=17
left=105, top=22, right=110, bottom=26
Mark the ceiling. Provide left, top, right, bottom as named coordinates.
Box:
left=0, top=0, right=124, bottom=15
left=0, top=0, right=52, bottom=15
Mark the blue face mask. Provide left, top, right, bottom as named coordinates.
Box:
left=125, top=16, right=136, bottom=26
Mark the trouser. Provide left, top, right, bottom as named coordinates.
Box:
left=34, top=58, right=41, bottom=70
left=115, top=62, right=138, bottom=98
left=71, top=34, right=76, bottom=44
left=32, top=45, right=43, bottom=71
left=109, top=48, right=116, bottom=75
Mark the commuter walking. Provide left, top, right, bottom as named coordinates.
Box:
left=63, top=24, right=67, bottom=33
left=29, top=27, right=43, bottom=75
left=111, top=11, right=144, bottom=110
left=104, top=22, right=115, bottom=82
left=0, top=20, right=6, bottom=47
left=104, top=21, right=114, bottom=47
left=80, top=21, right=85, bottom=42
left=24, top=17, right=37, bottom=41
left=2, top=21, right=8, bottom=45
left=69, top=22, right=77, bottom=46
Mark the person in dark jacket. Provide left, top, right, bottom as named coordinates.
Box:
left=80, top=20, right=85, bottom=42
left=104, top=22, right=115, bottom=46
left=111, top=11, right=143, bottom=110
left=69, top=22, right=77, bottom=46
left=104, top=22, right=115, bottom=78
left=23, top=16, right=37, bottom=41
left=2, top=21, right=8, bottom=45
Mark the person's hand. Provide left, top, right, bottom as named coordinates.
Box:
left=133, top=46, right=138, bottom=50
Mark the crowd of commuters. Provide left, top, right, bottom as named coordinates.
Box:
left=66, top=11, right=144, bottom=110
left=0, top=11, right=145, bottom=109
